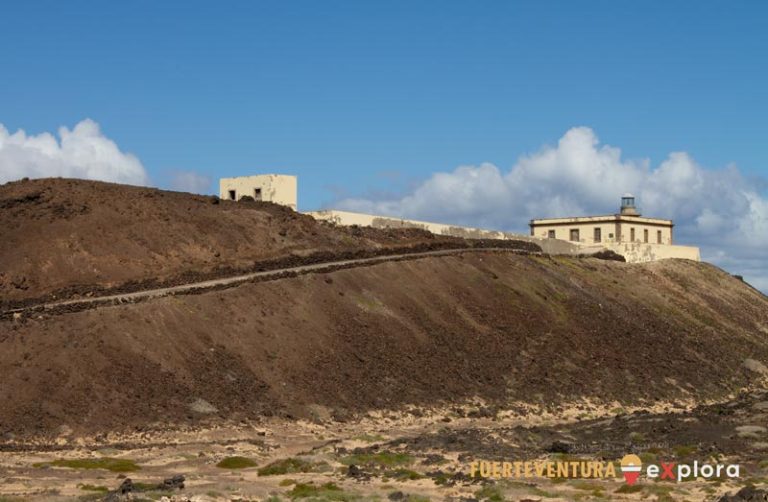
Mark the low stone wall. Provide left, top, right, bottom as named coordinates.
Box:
left=576, top=242, right=701, bottom=262
left=306, top=210, right=700, bottom=262
left=308, top=210, right=581, bottom=255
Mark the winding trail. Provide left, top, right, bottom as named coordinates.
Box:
left=3, top=246, right=537, bottom=318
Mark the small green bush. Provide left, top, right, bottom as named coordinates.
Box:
left=258, top=457, right=314, bottom=476
left=673, top=445, right=697, bottom=457
left=385, top=469, right=423, bottom=481
left=78, top=484, right=109, bottom=493
left=216, top=456, right=258, bottom=469
left=34, top=457, right=140, bottom=473
left=475, top=484, right=504, bottom=502
left=615, top=484, right=643, bottom=494
left=288, top=482, right=359, bottom=500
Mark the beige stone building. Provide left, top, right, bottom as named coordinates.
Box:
left=218, top=174, right=297, bottom=210
left=218, top=173, right=699, bottom=263
left=529, top=195, right=674, bottom=245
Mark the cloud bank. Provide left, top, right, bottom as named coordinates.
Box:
left=337, top=127, right=768, bottom=291
left=0, top=119, right=148, bottom=186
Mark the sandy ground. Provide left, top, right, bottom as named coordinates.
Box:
left=2, top=394, right=767, bottom=502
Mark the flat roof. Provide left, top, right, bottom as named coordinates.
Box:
left=530, top=214, right=673, bottom=226
left=219, top=174, right=296, bottom=181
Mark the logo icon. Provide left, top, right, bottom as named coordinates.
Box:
left=620, top=454, right=642, bottom=485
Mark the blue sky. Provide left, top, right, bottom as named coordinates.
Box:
left=1, top=1, right=767, bottom=288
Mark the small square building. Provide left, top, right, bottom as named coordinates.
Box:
left=529, top=194, right=674, bottom=245
left=219, top=174, right=297, bottom=210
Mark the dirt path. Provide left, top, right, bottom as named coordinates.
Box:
left=2, top=247, right=536, bottom=319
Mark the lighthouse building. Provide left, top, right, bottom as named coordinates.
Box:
left=529, top=195, right=674, bottom=245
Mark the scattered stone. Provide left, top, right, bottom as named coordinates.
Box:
left=467, top=407, right=494, bottom=419
left=736, top=425, right=767, bottom=438
left=57, top=424, right=73, bottom=437
left=116, top=478, right=134, bottom=494
left=346, top=464, right=370, bottom=481
left=717, top=486, right=768, bottom=501
left=388, top=491, right=405, bottom=501
left=744, top=359, right=768, bottom=376
left=158, top=474, right=185, bottom=490
left=188, top=398, right=218, bottom=414
left=422, top=453, right=447, bottom=465
left=104, top=478, right=135, bottom=501
left=546, top=440, right=572, bottom=454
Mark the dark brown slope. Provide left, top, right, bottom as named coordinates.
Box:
left=0, top=178, right=513, bottom=307
left=1, top=252, right=766, bottom=438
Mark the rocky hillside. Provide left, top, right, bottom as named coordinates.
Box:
left=1, top=178, right=767, bottom=440
left=0, top=178, right=528, bottom=308
left=1, top=249, right=767, bottom=438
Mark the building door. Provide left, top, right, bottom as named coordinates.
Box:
left=594, top=228, right=601, bottom=243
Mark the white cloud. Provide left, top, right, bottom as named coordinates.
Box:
left=0, top=119, right=148, bottom=186
left=169, top=170, right=212, bottom=194
left=336, top=127, right=768, bottom=291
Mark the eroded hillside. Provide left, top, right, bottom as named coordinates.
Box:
left=1, top=178, right=504, bottom=307
left=2, top=250, right=766, bottom=438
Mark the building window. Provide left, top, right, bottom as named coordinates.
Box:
left=570, top=229, right=580, bottom=242
left=547, top=230, right=556, bottom=239
left=644, top=229, right=649, bottom=243
left=594, top=228, right=601, bottom=243
left=630, top=228, right=635, bottom=242
left=657, top=230, right=662, bottom=244
left=608, top=233, right=614, bottom=240
left=254, top=188, right=262, bottom=201
left=228, top=190, right=236, bottom=200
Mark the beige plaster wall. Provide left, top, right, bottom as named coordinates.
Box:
left=219, top=174, right=297, bottom=210
left=309, top=209, right=700, bottom=263
left=532, top=221, right=619, bottom=244
left=617, top=221, right=672, bottom=245
left=578, top=242, right=700, bottom=262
